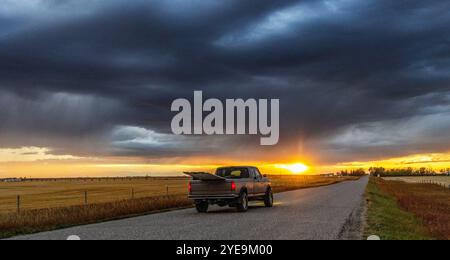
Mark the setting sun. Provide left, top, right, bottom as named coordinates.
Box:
left=277, top=163, right=310, bottom=174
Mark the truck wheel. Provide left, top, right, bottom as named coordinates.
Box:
left=195, top=202, right=209, bottom=213
left=264, top=189, right=274, bottom=207
left=237, top=192, right=249, bottom=212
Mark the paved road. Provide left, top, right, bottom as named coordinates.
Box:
left=12, top=177, right=368, bottom=240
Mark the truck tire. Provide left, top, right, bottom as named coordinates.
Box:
left=264, top=188, right=274, bottom=207
left=195, top=202, right=209, bottom=213
left=237, top=192, right=249, bottom=212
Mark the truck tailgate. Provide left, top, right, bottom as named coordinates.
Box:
left=190, top=181, right=233, bottom=196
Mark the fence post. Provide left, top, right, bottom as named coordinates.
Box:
left=17, top=195, right=20, bottom=214
left=166, top=186, right=169, bottom=196
left=84, top=191, right=88, bottom=205
left=131, top=188, right=135, bottom=199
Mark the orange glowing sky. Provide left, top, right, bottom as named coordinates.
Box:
left=1, top=147, right=450, bottom=178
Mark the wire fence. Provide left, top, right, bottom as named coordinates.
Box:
left=0, top=180, right=189, bottom=215
left=419, top=179, right=450, bottom=189
left=383, top=176, right=450, bottom=189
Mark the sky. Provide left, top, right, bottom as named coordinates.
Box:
left=1, top=0, right=450, bottom=177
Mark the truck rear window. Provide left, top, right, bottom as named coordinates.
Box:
left=216, top=168, right=250, bottom=179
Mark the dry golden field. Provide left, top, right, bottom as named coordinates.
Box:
left=269, top=175, right=360, bottom=193
left=0, top=177, right=188, bottom=214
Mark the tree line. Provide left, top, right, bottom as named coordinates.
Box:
left=335, top=167, right=450, bottom=177
left=337, top=169, right=367, bottom=177
left=368, top=167, right=450, bottom=177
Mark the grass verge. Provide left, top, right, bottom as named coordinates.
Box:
left=365, top=177, right=450, bottom=240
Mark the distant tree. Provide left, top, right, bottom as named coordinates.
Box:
left=369, top=167, right=386, bottom=176
left=405, top=167, right=414, bottom=175
left=339, top=170, right=349, bottom=176
left=349, top=168, right=366, bottom=176
left=417, top=167, right=427, bottom=175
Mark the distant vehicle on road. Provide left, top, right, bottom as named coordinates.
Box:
left=185, top=166, right=273, bottom=213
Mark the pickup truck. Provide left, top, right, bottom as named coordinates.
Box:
left=185, top=166, right=273, bottom=213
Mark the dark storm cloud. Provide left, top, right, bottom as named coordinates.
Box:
left=1, top=0, right=450, bottom=162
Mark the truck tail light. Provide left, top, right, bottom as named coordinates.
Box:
left=231, top=181, right=236, bottom=191
left=188, top=182, right=192, bottom=193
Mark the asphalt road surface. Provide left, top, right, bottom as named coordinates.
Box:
left=12, top=176, right=368, bottom=240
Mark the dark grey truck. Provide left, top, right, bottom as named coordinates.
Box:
left=185, top=166, right=273, bottom=213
